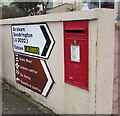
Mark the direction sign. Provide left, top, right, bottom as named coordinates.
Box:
left=14, top=53, right=55, bottom=97
left=12, top=23, right=55, bottom=59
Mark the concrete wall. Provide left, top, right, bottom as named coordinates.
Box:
left=0, top=11, right=2, bottom=116
left=112, top=20, right=119, bottom=114
left=1, top=9, right=115, bottom=114
left=0, top=21, right=2, bottom=78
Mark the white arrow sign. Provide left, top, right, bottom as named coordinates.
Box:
left=40, top=60, right=54, bottom=96
left=12, top=23, right=55, bottom=59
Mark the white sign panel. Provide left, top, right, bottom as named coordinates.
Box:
left=12, top=23, right=55, bottom=59
left=71, top=45, right=80, bottom=62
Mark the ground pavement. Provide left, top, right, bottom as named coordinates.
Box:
left=2, top=80, right=56, bottom=115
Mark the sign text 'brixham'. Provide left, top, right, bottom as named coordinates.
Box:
left=12, top=23, right=55, bottom=59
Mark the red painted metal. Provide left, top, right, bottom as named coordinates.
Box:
left=64, top=21, right=89, bottom=90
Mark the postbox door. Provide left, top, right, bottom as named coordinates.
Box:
left=64, top=21, right=88, bottom=90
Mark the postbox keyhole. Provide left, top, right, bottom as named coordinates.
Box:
left=73, top=40, right=77, bottom=44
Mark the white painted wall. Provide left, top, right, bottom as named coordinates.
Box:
left=1, top=9, right=115, bottom=114
left=0, top=22, right=2, bottom=78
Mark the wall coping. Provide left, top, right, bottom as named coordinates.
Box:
left=0, top=8, right=114, bottom=25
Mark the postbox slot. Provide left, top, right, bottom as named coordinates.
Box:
left=66, top=38, right=86, bottom=41
left=65, top=30, right=85, bottom=34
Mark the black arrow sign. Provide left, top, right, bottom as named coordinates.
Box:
left=40, top=25, right=51, bottom=56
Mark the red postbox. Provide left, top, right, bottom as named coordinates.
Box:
left=64, top=21, right=88, bottom=90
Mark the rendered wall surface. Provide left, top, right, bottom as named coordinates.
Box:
left=1, top=9, right=115, bottom=114
left=0, top=24, right=2, bottom=78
